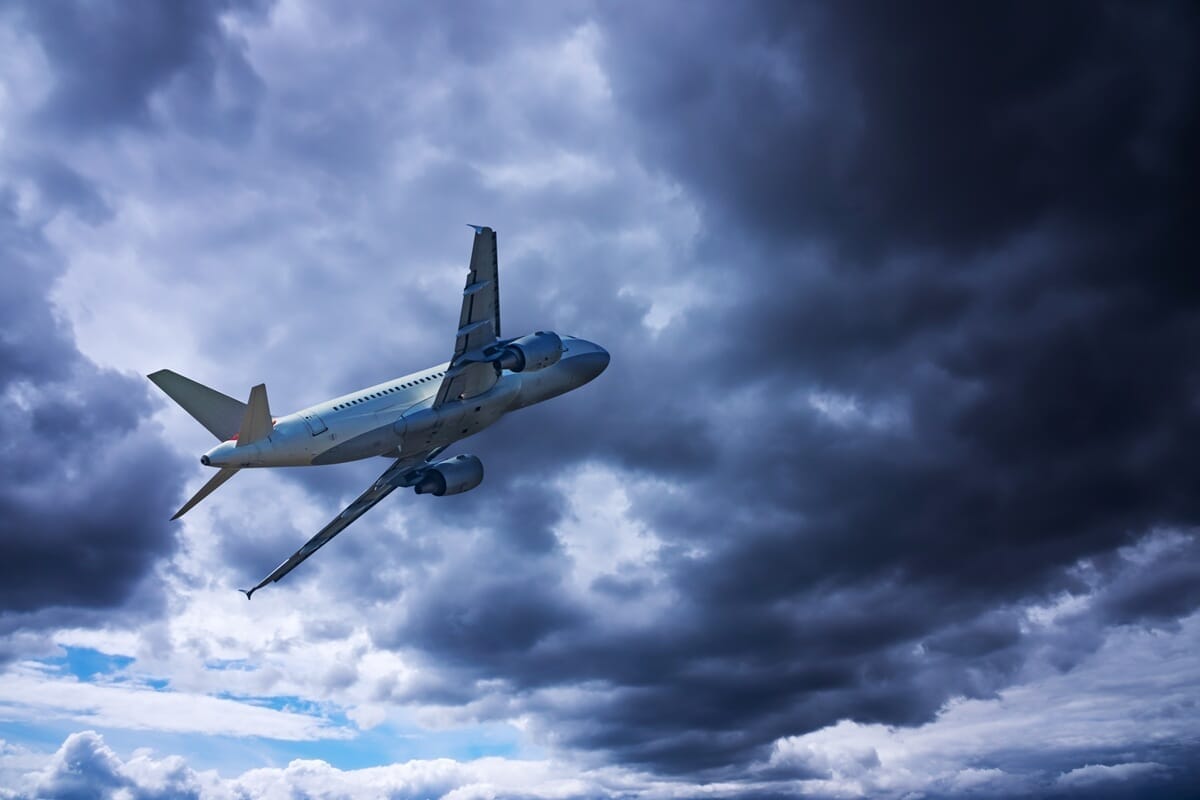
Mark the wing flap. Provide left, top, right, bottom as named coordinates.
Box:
left=435, top=361, right=498, bottom=406
left=434, top=226, right=502, bottom=407
left=459, top=224, right=501, bottom=347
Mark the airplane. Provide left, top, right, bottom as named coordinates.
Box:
left=148, top=225, right=609, bottom=598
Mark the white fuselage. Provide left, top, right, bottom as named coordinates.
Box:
left=201, top=336, right=608, bottom=470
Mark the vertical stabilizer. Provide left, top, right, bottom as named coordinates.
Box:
left=148, top=370, right=247, bottom=441
left=237, top=384, right=273, bottom=446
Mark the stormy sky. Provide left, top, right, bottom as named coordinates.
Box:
left=1, top=1, right=1198, bottom=798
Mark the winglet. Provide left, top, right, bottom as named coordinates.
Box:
left=467, top=223, right=489, bottom=233
left=240, top=572, right=274, bottom=599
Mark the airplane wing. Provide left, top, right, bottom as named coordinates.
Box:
left=434, top=225, right=502, bottom=407
left=240, top=447, right=444, bottom=598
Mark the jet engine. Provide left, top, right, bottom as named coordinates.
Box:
left=413, top=454, right=484, bottom=496
left=496, top=331, right=563, bottom=373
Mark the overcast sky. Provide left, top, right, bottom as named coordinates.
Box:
left=1, top=1, right=1198, bottom=798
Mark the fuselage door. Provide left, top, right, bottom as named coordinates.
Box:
left=301, top=411, right=328, bottom=436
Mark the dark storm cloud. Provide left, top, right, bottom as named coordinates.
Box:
left=9, top=0, right=264, bottom=138
left=352, top=0, right=1200, bottom=791
left=0, top=0, right=284, bottom=631
left=602, top=1, right=1199, bottom=259
left=5, top=0, right=1195, bottom=796
left=0, top=185, right=187, bottom=645
left=1091, top=535, right=1200, bottom=628
left=24, top=157, right=113, bottom=224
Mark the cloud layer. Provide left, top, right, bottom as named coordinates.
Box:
left=0, top=1, right=1197, bottom=798
left=0, top=110, right=187, bottom=656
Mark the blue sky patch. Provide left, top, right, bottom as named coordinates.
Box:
left=43, top=647, right=134, bottom=681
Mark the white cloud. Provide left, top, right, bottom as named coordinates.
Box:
left=556, top=464, right=663, bottom=590
left=766, top=610, right=1200, bottom=797
left=805, top=390, right=908, bottom=431
left=0, top=666, right=348, bottom=740
left=1056, top=761, right=1166, bottom=788
left=5, top=730, right=738, bottom=800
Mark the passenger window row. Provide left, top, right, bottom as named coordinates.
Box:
left=331, top=372, right=446, bottom=411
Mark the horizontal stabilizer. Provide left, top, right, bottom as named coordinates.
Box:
left=237, top=383, right=273, bottom=446
left=172, top=467, right=239, bottom=520
left=148, top=370, right=247, bottom=441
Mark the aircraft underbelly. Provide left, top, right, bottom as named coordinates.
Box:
left=398, top=379, right=516, bottom=452
left=312, top=421, right=400, bottom=465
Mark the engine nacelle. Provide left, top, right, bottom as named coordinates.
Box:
left=496, top=331, right=563, bottom=373
left=413, top=454, right=484, bottom=496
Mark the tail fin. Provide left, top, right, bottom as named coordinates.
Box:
left=237, top=384, right=273, bottom=446
left=148, top=370, right=246, bottom=441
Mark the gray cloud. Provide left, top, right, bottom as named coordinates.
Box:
left=0, top=186, right=187, bottom=644
left=2, top=1, right=1198, bottom=798
left=347, top=0, right=1200, bottom=783
left=11, top=0, right=264, bottom=139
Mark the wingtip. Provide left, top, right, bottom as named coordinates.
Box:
left=239, top=588, right=254, bottom=600
left=466, top=223, right=490, bottom=234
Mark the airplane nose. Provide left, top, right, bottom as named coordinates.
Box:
left=566, top=347, right=609, bottom=385
left=592, top=346, right=610, bottom=376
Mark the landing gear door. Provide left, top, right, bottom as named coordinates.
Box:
left=301, top=411, right=328, bottom=436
